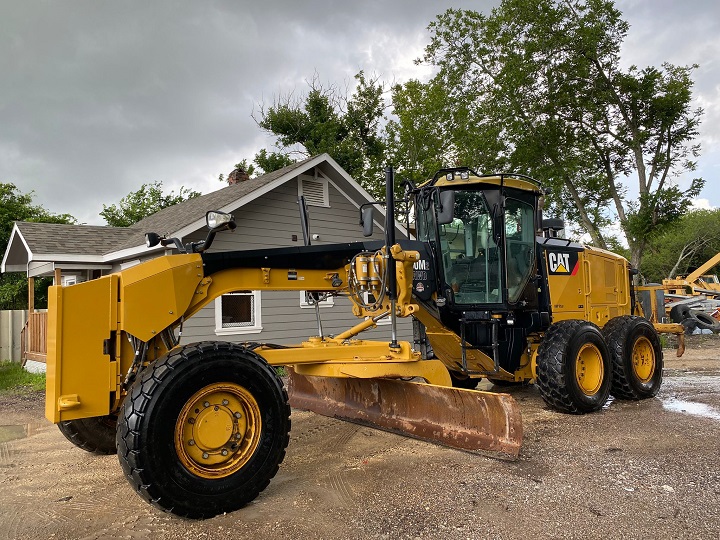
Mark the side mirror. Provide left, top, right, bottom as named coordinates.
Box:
left=437, top=190, right=455, bottom=225
left=145, top=232, right=162, bottom=248
left=206, top=211, right=236, bottom=232
left=360, top=206, right=374, bottom=237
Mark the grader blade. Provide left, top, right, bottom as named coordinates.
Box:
left=287, top=370, right=522, bottom=460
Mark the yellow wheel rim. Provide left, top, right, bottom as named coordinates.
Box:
left=175, top=383, right=261, bottom=479
left=632, top=336, right=655, bottom=383
left=575, top=343, right=604, bottom=396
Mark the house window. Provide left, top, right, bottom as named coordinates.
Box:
left=299, top=291, right=335, bottom=308
left=215, top=291, right=262, bottom=334
left=298, top=174, right=329, bottom=207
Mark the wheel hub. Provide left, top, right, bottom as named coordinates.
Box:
left=175, top=383, right=261, bottom=479
left=575, top=343, right=603, bottom=396
left=632, top=336, right=655, bottom=383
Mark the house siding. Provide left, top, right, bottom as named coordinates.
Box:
left=181, top=179, right=413, bottom=345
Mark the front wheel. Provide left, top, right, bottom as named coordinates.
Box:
left=603, top=316, right=663, bottom=399
left=116, top=342, right=291, bottom=518
left=536, top=320, right=612, bottom=414
left=58, top=415, right=118, bottom=454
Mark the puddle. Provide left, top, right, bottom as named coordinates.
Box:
left=0, top=424, right=43, bottom=444
left=661, top=398, right=720, bottom=422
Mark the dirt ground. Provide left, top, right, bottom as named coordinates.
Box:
left=1, top=335, right=719, bottom=540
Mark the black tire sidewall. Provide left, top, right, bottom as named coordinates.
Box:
left=563, top=325, right=612, bottom=411
left=623, top=320, right=663, bottom=397
left=121, top=343, right=289, bottom=517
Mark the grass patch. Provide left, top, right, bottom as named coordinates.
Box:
left=0, top=361, right=46, bottom=394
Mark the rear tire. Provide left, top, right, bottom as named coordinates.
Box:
left=116, top=341, right=291, bottom=518
left=58, top=415, right=118, bottom=455
left=603, top=316, right=663, bottom=400
left=536, top=320, right=611, bottom=414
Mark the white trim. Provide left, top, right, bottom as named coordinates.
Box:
left=214, top=290, right=263, bottom=335
left=1, top=225, right=31, bottom=273
left=299, top=291, right=335, bottom=308
left=167, top=154, right=333, bottom=245
left=119, top=259, right=142, bottom=270
left=298, top=173, right=330, bottom=207
left=325, top=176, right=386, bottom=234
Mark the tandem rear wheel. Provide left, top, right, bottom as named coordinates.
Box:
left=536, top=320, right=612, bottom=414
left=116, top=341, right=291, bottom=519
left=602, top=315, right=663, bottom=399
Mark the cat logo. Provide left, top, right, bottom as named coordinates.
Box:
left=547, top=251, right=579, bottom=275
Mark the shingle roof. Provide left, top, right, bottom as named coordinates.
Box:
left=12, top=156, right=321, bottom=259
left=113, top=157, right=318, bottom=251
left=16, top=222, right=136, bottom=256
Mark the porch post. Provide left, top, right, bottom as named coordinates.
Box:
left=28, top=276, right=35, bottom=312
left=54, top=267, right=61, bottom=285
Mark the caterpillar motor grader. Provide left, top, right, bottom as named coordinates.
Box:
left=46, top=167, right=675, bottom=518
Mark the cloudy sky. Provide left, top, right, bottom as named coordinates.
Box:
left=1, top=0, right=718, bottom=225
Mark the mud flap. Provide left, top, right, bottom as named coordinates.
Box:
left=288, top=370, right=522, bottom=460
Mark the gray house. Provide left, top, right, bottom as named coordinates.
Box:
left=3, top=154, right=412, bottom=363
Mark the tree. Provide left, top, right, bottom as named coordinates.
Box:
left=0, top=183, right=76, bottom=309
left=253, top=71, right=387, bottom=197
left=411, top=0, right=703, bottom=268
left=100, top=181, right=201, bottom=227
left=640, top=209, right=720, bottom=282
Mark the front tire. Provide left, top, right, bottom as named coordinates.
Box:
left=449, top=370, right=479, bottom=389
left=116, top=341, right=291, bottom=518
left=536, top=320, right=612, bottom=414
left=58, top=415, right=117, bottom=454
left=603, top=316, right=663, bottom=399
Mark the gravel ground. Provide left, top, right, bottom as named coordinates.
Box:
left=0, top=335, right=718, bottom=539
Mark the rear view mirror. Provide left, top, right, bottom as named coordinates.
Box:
left=206, top=211, right=236, bottom=232
left=437, top=190, right=455, bottom=225
left=360, top=206, right=374, bottom=237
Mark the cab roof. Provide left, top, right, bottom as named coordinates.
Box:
left=419, top=169, right=544, bottom=194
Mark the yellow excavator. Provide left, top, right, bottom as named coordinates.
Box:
left=45, top=167, right=677, bottom=518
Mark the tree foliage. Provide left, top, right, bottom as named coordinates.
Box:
left=100, top=181, right=201, bottom=227
left=404, top=0, right=703, bottom=267
left=0, top=183, right=76, bottom=310
left=252, top=71, right=387, bottom=197
left=640, top=208, right=720, bottom=282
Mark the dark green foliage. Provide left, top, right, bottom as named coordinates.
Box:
left=0, top=183, right=75, bottom=310
left=252, top=72, right=387, bottom=197
left=400, top=0, right=703, bottom=267
left=640, top=209, right=720, bottom=282
left=100, top=181, right=201, bottom=227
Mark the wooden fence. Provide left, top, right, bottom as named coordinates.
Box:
left=23, top=311, right=47, bottom=363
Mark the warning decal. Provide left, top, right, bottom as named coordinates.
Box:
left=547, top=251, right=579, bottom=275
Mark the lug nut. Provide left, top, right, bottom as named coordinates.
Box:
left=235, top=433, right=242, bottom=439
left=234, top=412, right=242, bottom=419
left=222, top=399, right=229, bottom=406
left=203, top=401, right=210, bottom=408
left=188, top=439, right=195, bottom=446
left=202, top=452, right=209, bottom=459
left=188, top=418, right=195, bottom=424
left=221, top=449, right=228, bottom=456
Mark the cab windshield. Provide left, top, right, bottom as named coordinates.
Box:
left=439, top=191, right=502, bottom=304
left=433, top=190, right=535, bottom=305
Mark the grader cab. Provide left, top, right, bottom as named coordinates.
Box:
left=45, top=167, right=676, bottom=518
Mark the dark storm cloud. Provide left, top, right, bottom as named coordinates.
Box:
left=1, top=0, right=717, bottom=224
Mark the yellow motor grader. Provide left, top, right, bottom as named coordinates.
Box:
left=46, top=167, right=676, bottom=518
